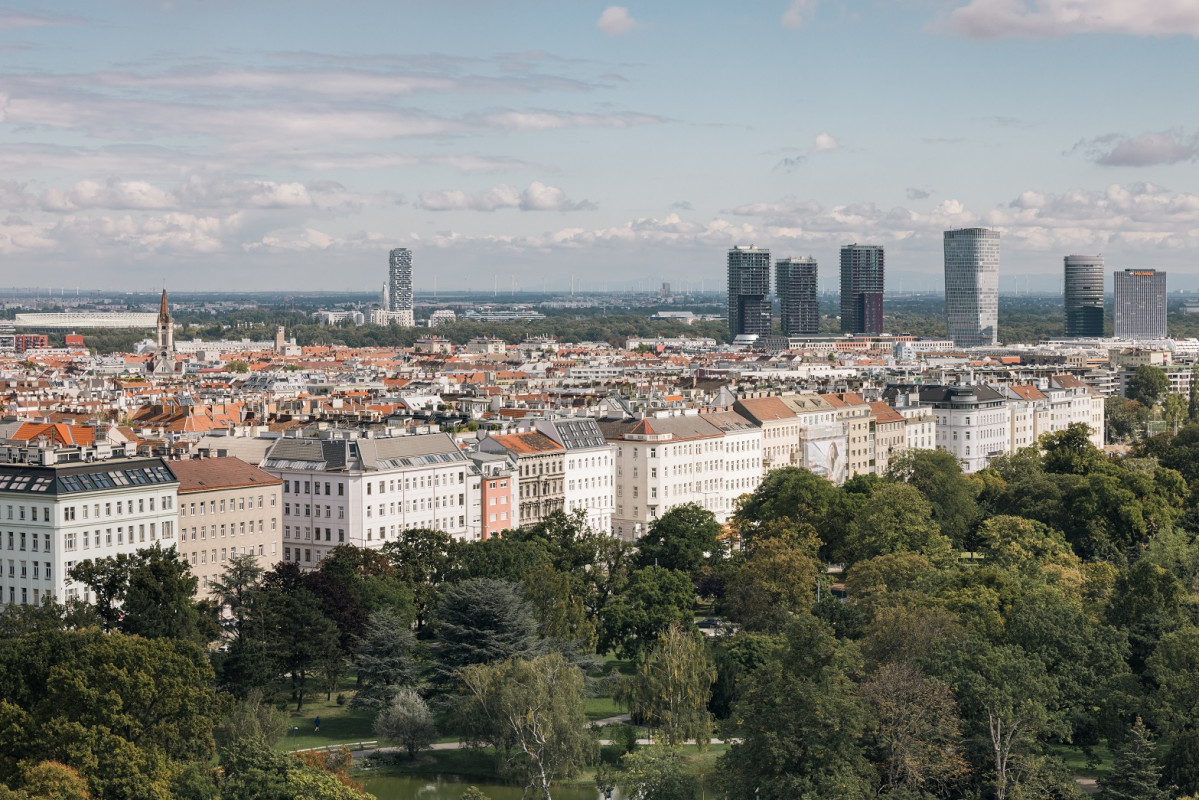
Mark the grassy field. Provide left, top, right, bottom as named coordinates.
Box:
left=273, top=682, right=375, bottom=752
left=1049, top=742, right=1115, bottom=779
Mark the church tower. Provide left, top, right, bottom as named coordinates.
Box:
left=151, top=289, right=179, bottom=375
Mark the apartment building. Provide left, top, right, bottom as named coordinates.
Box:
left=262, top=431, right=474, bottom=568
left=601, top=411, right=761, bottom=541
left=922, top=385, right=1011, bottom=473
left=867, top=401, right=907, bottom=475
left=172, top=457, right=283, bottom=597
left=820, top=393, right=874, bottom=478
left=534, top=418, right=616, bottom=533
left=478, top=431, right=565, bottom=528
left=469, top=451, right=520, bottom=539
left=780, top=393, right=849, bottom=484
left=733, top=396, right=801, bottom=473
left=0, top=453, right=179, bottom=606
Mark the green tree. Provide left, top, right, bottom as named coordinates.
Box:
left=612, top=746, right=700, bottom=800
left=210, top=551, right=265, bottom=638
left=382, top=527, right=455, bottom=631
left=733, top=467, right=838, bottom=542
left=253, top=584, right=343, bottom=712
left=845, top=483, right=953, bottom=566
left=225, top=360, right=250, bottom=373
left=1127, top=365, right=1169, bottom=407
left=120, top=543, right=208, bottom=645
left=1165, top=393, right=1189, bottom=433
left=721, top=538, right=818, bottom=632
left=1039, top=423, right=1104, bottom=475
left=214, top=688, right=288, bottom=751
left=717, top=615, right=876, bottom=800
left=1188, top=366, right=1199, bottom=422
left=887, top=448, right=979, bottom=548
left=373, top=689, right=437, bottom=759
left=350, top=608, right=419, bottom=711
left=1099, top=717, right=1166, bottom=800
left=635, top=503, right=723, bottom=575
left=432, top=578, right=541, bottom=676
left=600, top=566, right=695, bottom=662
left=0, top=629, right=220, bottom=800
left=622, top=624, right=715, bottom=749
left=459, top=652, right=597, bottom=800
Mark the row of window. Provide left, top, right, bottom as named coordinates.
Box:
left=5, top=560, right=51, bottom=581
left=184, top=519, right=273, bottom=540
left=182, top=494, right=274, bottom=517
left=183, top=544, right=271, bottom=567
left=6, top=531, right=50, bottom=553
left=10, top=495, right=171, bottom=524
left=64, top=522, right=173, bottom=550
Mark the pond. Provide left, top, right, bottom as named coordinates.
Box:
left=359, top=774, right=617, bottom=800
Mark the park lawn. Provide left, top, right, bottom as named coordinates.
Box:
left=569, top=742, right=730, bottom=788
left=277, top=691, right=375, bottom=752
left=585, top=694, right=624, bottom=722
left=1048, top=742, right=1115, bottom=779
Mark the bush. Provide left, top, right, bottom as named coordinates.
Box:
left=373, top=689, right=437, bottom=759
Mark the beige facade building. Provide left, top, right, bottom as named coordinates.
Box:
left=867, top=401, right=907, bottom=475
left=172, top=457, right=283, bottom=598
left=478, top=431, right=565, bottom=528
left=821, top=393, right=874, bottom=478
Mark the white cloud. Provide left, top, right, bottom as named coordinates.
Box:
left=1072, top=130, right=1199, bottom=167
left=0, top=12, right=81, bottom=30
left=477, top=109, right=663, bottom=131
left=944, top=0, right=1199, bottom=39
left=597, top=6, right=642, bottom=35
left=812, top=132, right=839, bottom=153
left=417, top=181, right=595, bottom=212
left=39, top=179, right=175, bottom=212
left=782, top=0, right=818, bottom=29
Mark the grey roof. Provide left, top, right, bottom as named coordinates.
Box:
left=551, top=418, right=607, bottom=450
left=699, top=411, right=756, bottom=432
left=262, top=438, right=347, bottom=472
left=918, top=385, right=1006, bottom=406
left=0, top=457, right=177, bottom=497
left=263, top=433, right=463, bottom=473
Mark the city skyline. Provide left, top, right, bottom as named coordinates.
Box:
left=0, top=2, right=1195, bottom=291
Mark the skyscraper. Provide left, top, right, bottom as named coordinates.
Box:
left=839, top=244, right=884, bottom=335
left=944, top=228, right=1000, bottom=347
left=1114, top=269, right=1166, bottom=340
left=727, top=246, right=772, bottom=338
left=776, top=257, right=819, bottom=336
left=1063, top=255, right=1105, bottom=337
left=388, top=248, right=413, bottom=314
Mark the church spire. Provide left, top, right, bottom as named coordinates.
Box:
left=158, top=288, right=170, bottom=324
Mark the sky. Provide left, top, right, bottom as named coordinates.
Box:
left=1, top=0, right=1198, bottom=294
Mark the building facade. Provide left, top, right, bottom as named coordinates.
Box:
left=0, top=455, right=179, bottom=606
left=388, top=248, right=414, bottom=315
left=262, top=432, right=474, bottom=569
left=840, top=244, right=884, bottom=335
left=1064, top=255, right=1105, bottom=338
left=1114, top=269, right=1166, bottom=340
left=478, top=432, right=565, bottom=529
left=172, top=457, right=283, bottom=598
left=944, top=228, right=1000, bottom=347
left=776, top=257, right=819, bottom=336
left=727, top=246, right=772, bottom=338
left=922, top=385, right=1010, bottom=473
left=534, top=418, right=615, bottom=533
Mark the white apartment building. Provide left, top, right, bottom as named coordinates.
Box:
left=734, top=396, right=802, bottom=473
left=262, top=431, right=473, bottom=568
left=600, top=411, right=761, bottom=541
left=922, top=385, right=1011, bottom=473
left=0, top=454, right=179, bottom=606
left=781, top=394, right=850, bottom=484
left=534, top=418, right=616, bottom=534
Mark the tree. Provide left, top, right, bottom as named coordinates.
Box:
left=459, top=652, right=597, bottom=800
left=622, top=624, right=715, bottom=749
left=432, top=578, right=541, bottom=676
left=1099, top=717, right=1167, bottom=800
left=1188, top=365, right=1199, bottom=423
left=381, top=528, right=455, bottom=631
left=1127, top=365, right=1169, bottom=408
left=612, top=746, right=700, bottom=800
left=717, top=615, right=876, bottom=800
left=635, top=503, right=723, bottom=575
left=215, top=688, right=288, bottom=750
left=120, top=543, right=207, bottom=645
left=252, top=585, right=342, bottom=712
left=1165, top=393, right=1189, bottom=433
left=1039, top=423, right=1104, bottom=475
left=862, top=662, right=969, bottom=796
left=887, top=449, right=979, bottom=548
left=732, top=467, right=839, bottom=542
left=373, top=689, right=437, bottom=759
left=845, top=483, right=952, bottom=566
left=0, top=629, right=220, bottom=800
left=721, top=538, right=818, bottom=632
left=350, top=609, right=419, bottom=711
left=226, top=360, right=250, bottom=373
left=600, top=566, right=695, bottom=662
left=67, top=552, right=139, bottom=631
left=210, top=552, right=265, bottom=638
